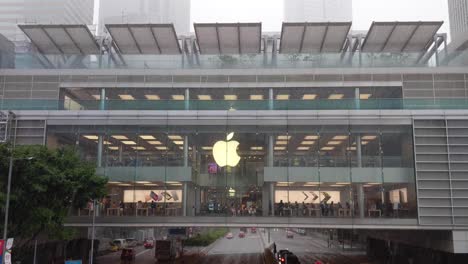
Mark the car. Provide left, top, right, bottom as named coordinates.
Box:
left=250, top=227, right=257, bottom=233
left=238, top=231, right=245, bottom=238
left=120, top=247, right=135, bottom=261
left=226, top=232, right=234, bottom=239
left=286, top=231, right=294, bottom=238
left=111, top=239, right=126, bottom=250
left=281, top=253, right=300, bottom=264
left=125, top=238, right=138, bottom=247
left=277, top=249, right=290, bottom=260
left=144, top=239, right=154, bottom=249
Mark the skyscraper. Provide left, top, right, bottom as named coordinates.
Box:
left=284, top=0, right=352, bottom=22
left=98, top=0, right=191, bottom=35
left=447, top=0, right=468, bottom=41
left=0, top=0, right=94, bottom=41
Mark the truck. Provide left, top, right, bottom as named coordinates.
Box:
left=154, top=240, right=176, bottom=262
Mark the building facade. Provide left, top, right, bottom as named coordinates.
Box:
left=0, top=0, right=94, bottom=41
left=284, top=0, right=352, bottom=22
left=1, top=20, right=468, bottom=257
left=448, top=0, right=468, bottom=41
left=98, top=0, right=191, bottom=35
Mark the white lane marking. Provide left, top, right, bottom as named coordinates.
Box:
left=136, top=249, right=151, bottom=257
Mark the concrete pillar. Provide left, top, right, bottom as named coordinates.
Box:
left=357, top=133, right=362, bottom=167
left=358, top=184, right=365, bottom=218
left=99, top=88, right=106, bottom=110
left=118, top=145, right=123, bottom=162
left=183, top=182, right=188, bottom=216
left=268, top=88, right=274, bottom=110
left=185, top=88, right=190, bottom=110
left=183, top=135, right=188, bottom=167
left=355, top=87, right=360, bottom=110
left=270, top=183, right=275, bottom=216
left=97, top=136, right=103, bottom=167
left=268, top=135, right=274, bottom=166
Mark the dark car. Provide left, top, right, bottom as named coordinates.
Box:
left=277, top=249, right=290, bottom=260
left=120, top=248, right=135, bottom=261
left=279, top=252, right=300, bottom=264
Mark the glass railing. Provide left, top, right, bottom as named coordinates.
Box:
left=4, top=50, right=468, bottom=70
left=2, top=99, right=468, bottom=111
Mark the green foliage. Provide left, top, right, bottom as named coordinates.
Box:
left=184, top=228, right=228, bottom=246
left=0, top=144, right=107, bottom=243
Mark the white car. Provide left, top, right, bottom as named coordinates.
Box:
left=226, top=232, right=233, bottom=239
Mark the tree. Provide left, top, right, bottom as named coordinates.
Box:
left=0, top=144, right=107, bottom=246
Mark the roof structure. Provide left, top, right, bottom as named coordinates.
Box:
left=361, top=21, right=443, bottom=53
left=106, top=24, right=182, bottom=54
left=194, top=23, right=262, bottom=54
left=18, top=24, right=100, bottom=55
left=279, top=22, right=352, bottom=53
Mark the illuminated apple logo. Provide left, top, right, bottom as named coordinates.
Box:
left=213, top=132, right=241, bottom=167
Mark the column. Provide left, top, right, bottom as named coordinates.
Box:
left=356, top=133, right=365, bottom=218
left=185, top=88, right=190, bottom=110
left=97, top=136, right=103, bottom=168
left=99, top=88, right=106, bottom=110
left=270, top=183, right=275, bottom=216
left=268, top=88, right=274, bottom=110
left=268, top=135, right=274, bottom=216
left=183, top=135, right=188, bottom=167
left=355, top=87, right=360, bottom=110
left=183, top=182, right=188, bottom=216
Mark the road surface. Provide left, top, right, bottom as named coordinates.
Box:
left=96, top=246, right=154, bottom=264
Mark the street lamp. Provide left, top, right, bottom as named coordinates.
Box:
left=2, top=155, right=34, bottom=264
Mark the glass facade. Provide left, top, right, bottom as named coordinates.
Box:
left=48, top=123, right=417, bottom=220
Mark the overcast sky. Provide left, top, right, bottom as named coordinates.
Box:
left=191, top=0, right=450, bottom=33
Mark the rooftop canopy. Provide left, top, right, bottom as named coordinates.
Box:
left=279, top=22, right=352, bottom=53
left=18, top=24, right=100, bottom=55
left=361, top=21, right=443, bottom=53
left=106, top=24, right=181, bottom=54
left=194, top=23, right=262, bottom=54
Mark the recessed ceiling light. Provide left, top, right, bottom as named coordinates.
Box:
left=302, top=94, right=317, bottom=100
left=198, top=95, right=212, bottom=100
left=103, top=141, right=112, bottom=145
left=362, top=135, right=377, bottom=140
left=147, top=141, right=162, bottom=145
left=136, top=181, right=151, bottom=184
left=224, top=94, right=238, bottom=100
left=132, top=146, right=146, bottom=150
left=250, top=95, right=263, bottom=100
left=304, top=184, right=318, bottom=187
left=144, top=183, right=159, bottom=186
left=321, top=146, right=335, bottom=151
left=276, top=141, right=288, bottom=145
left=278, top=182, right=294, bottom=184
left=140, top=135, right=156, bottom=140
left=156, top=146, right=168, bottom=150
left=276, top=94, right=289, bottom=100
left=360, top=93, right=372, bottom=100
left=307, top=182, right=321, bottom=184
left=168, top=135, right=183, bottom=140
left=172, top=95, right=185, bottom=100
left=330, top=184, right=345, bottom=187
left=301, top=141, right=315, bottom=145
left=336, top=182, right=351, bottom=185
left=108, top=181, right=122, bottom=184
left=328, top=94, right=344, bottom=100
left=362, top=141, right=369, bottom=145
left=169, top=183, right=183, bottom=186
left=347, top=147, right=357, bottom=151
left=166, top=181, right=180, bottom=184
left=108, top=146, right=119, bottom=150
left=173, top=141, right=184, bottom=145
left=297, top=146, right=310, bottom=150
left=83, top=135, right=99, bottom=140
left=277, top=135, right=291, bottom=140
left=118, top=94, right=135, bottom=100
left=367, top=182, right=381, bottom=185
left=327, top=141, right=343, bottom=145
left=305, top=135, right=319, bottom=140
left=112, top=135, right=128, bottom=140
left=145, top=94, right=160, bottom=100
left=92, top=94, right=100, bottom=100
left=251, top=146, right=263, bottom=150
left=122, top=141, right=137, bottom=145
left=202, top=146, right=213, bottom=150
left=118, top=183, right=132, bottom=186
left=274, top=146, right=286, bottom=150
left=332, top=135, right=348, bottom=140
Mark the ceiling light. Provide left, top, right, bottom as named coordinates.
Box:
left=145, top=94, right=160, bottom=100
left=103, top=141, right=112, bottom=145
left=179, top=146, right=184, bottom=150
left=173, top=141, right=184, bottom=145
left=168, top=135, right=183, bottom=140
left=327, top=141, right=343, bottom=145
left=277, top=135, right=291, bottom=140
left=304, top=184, right=318, bottom=187
left=360, top=93, right=372, bottom=100
left=169, top=183, right=183, bottom=186
left=250, top=95, right=263, bottom=100
left=144, top=183, right=159, bottom=186
left=362, top=141, right=369, bottom=145
left=367, top=182, right=381, bottom=185
left=202, top=146, right=213, bottom=150
left=347, top=147, right=357, bottom=151
left=307, top=182, right=321, bottom=185
left=92, top=94, right=100, bottom=100
left=328, top=94, right=344, bottom=100
left=118, top=94, right=135, bottom=100
left=132, top=146, right=146, bottom=150
left=330, top=184, right=345, bottom=187
left=118, top=183, right=132, bottom=186
left=112, top=135, right=128, bottom=140
left=362, top=135, right=377, bottom=140
left=274, top=146, right=286, bottom=150
left=108, top=146, right=119, bottom=150
left=122, top=141, right=137, bottom=145
left=224, top=94, right=238, bottom=100
left=276, top=141, right=288, bottom=145
left=297, top=146, right=310, bottom=150
left=321, top=146, right=335, bottom=151
left=83, top=135, right=99, bottom=140
left=301, top=141, right=315, bottom=145
left=172, top=95, right=185, bottom=100
left=136, top=181, right=151, bottom=184
left=166, top=181, right=180, bottom=184
left=147, top=141, right=162, bottom=145
left=276, top=94, right=289, bottom=100
left=108, top=181, right=122, bottom=184
left=336, top=182, right=351, bottom=185
left=251, top=146, right=263, bottom=150
left=156, top=146, right=168, bottom=150
left=332, top=135, right=348, bottom=140
left=302, top=94, right=317, bottom=100
left=198, top=95, right=212, bottom=100
left=278, top=182, right=294, bottom=184
left=305, top=135, right=319, bottom=140
left=140, top=135, right=156, bottom=140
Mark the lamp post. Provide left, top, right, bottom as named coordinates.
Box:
left=2, top=155, right=34, bottom=264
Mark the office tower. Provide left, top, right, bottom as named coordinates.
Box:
left=284, top=0, right=352, bottom=22
left=448, top=0, right=468, bottom=40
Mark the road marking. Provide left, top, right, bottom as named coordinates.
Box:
left=136, top=249, right=151, bottom=257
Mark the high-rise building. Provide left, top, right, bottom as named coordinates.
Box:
left=447, top=0, right=468, bottom=41
left=98, top=0, right=191, bottom=35
left=0, top=0, right=94, bottom=41
left=284, top=0, right=352, bottom=22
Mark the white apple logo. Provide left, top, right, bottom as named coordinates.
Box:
left=213, top=132, right=241, bottom=167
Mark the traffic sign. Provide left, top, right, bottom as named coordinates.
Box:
left=65, top=261, right=82, bottom=264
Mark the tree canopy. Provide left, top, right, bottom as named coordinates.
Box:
left=0, top=144, right=107, bottom=244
